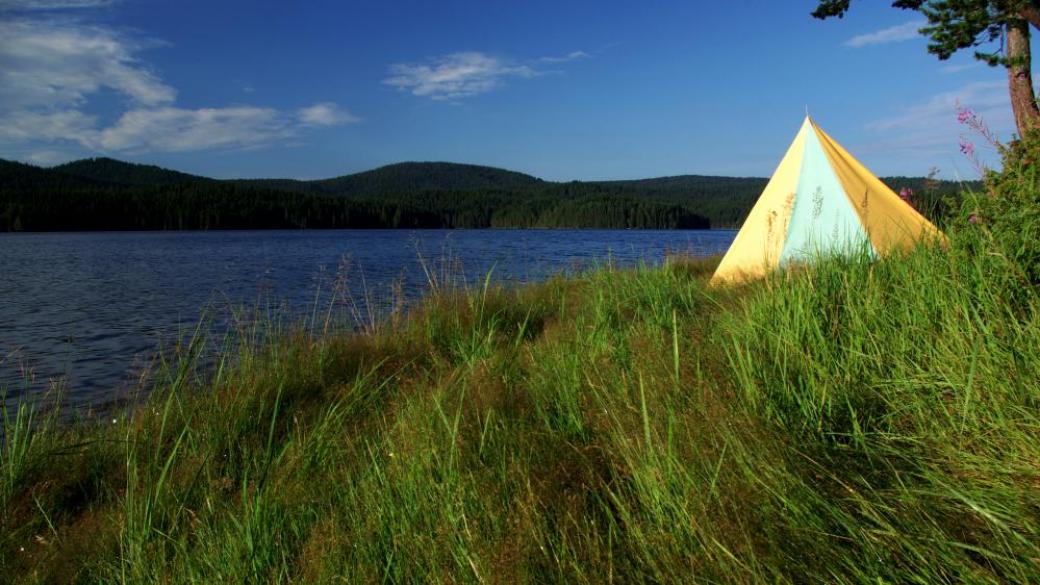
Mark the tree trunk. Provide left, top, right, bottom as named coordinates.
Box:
left=1006, top=17, right=1040, bottom=136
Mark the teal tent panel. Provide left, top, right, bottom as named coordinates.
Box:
left=780, top=128, right=875, bottom=264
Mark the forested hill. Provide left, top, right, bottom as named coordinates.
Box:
left=0, top=157, right=971, bottom=231
left=52, top=157, right=209, bottom=186
left=239, top=162, right=543, bottom=195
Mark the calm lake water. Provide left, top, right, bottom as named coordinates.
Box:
left=1, top=229, right=735, bottom=411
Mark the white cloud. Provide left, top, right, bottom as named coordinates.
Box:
left=0, top=19, right=175, bottom=109
left=24, top=149, right=76, bottom=165
left=94, top=106, right=294, bottom=152
left=0, top=14, right=357, bottom=156
left=540, top=50, right=589, bottom=63
left=1, top=103, right=358, bottom=154
left=845, top=20, right=924, bottom=48
left=0, top=110, right=98, bottom=143
left=384, top=52, right=539, bottom=100
left=0, top=0, right=117, bottom=10
left=298, top=102, right=360, bottom=126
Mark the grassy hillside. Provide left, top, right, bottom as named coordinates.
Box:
left=2, top=187, right=1037, bottom=582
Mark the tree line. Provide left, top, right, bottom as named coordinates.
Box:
left=0, top=161, right=710, bottom=231
left=0, top=158, right=969, bottom=231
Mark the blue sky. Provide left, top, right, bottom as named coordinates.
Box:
left=0, top=0, right=1032, bottom=181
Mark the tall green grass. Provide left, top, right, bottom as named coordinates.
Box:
left=1, top=217, right=1037, bottom=582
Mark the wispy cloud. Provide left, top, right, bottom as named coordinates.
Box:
left=0, top=0, right=118, bottom=10
left=941, top=61, right=984, bottom=74
left=384, top=52, right=540, bottom=100
left=0, top=103, right=357, bottom=154
left=298, top=102, right=360, bottom=126
left=845, top=20, right=924, bottom=48
left=0, top=14, right=357, bottom=156
left=0, top=109, right=98, bottom=143
left=868, top=81, right=1007, bottom=133
left=0, top=19, right=175, bottom=109
left=540, top=50, right=589, bottom=63
left=94, top=107, right=294, bottom=152
left=858, top=81, right=1011, bottom=172
left=24, top=149, right=76, bottom=164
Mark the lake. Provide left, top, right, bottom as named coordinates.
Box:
left=0, top=229, right=735, bottom=411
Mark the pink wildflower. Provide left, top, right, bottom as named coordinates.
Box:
left=959, top=139, right=975, bottom=155
left=957, top=108, right=974, bottom=124
left=898, top=187, right=915, bottom=210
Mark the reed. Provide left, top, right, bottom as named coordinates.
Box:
left=1, top=205, right=1037, bottom=583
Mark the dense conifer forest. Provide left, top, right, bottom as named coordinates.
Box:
left=0, top=157, right=970, bottom=231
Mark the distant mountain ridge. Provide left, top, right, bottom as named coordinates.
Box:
left=0, top=156, right=972, bottom=232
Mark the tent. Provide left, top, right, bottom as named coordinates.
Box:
left=710, top=116, right=944, bottom=285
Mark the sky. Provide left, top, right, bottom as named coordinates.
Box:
left=0, top=0, right=1033, bottom=181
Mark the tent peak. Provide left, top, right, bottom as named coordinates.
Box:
left=799, top=114, right=817, bottom=134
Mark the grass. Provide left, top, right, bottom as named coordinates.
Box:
left=1, top=223, right=1038, bottom=583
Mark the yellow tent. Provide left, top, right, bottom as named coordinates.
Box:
left=710, top=116, right=944, bottom=285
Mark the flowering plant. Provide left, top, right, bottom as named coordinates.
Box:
left=954, top=107, right=997, bottom=177
left=955, top=105, right=1040, bottom=286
